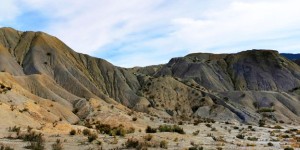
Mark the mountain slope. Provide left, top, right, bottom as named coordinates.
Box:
left=0, top=27, right=300, bottom=126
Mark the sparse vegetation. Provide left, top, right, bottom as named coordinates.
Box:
left=160, top=140, right=168, bottom=149
left=69, top=129, right=76, bottom=135
left=95, top=123, right=133, bottom=136
left=145, top=126, right=157, bottom=133
left=125, top=138, right=139, bottom=148
left=21, top=132, right=45, bottom=150
left=193, top=130, right=200, bottom=136
left=82, top=129, right=91, bottom=136
left=0, top=144, right=14, bottom=150
left=158, top=125, right=185, bottom=134
left=236, top=134, right=245, bottom=139
left=52, top=139, right=63, bottom=150
left=143, top=134, right=153, bottom=141
left=87, top=133, right=98, bottom=142
left=257, top=107, right=275, bottom=113
left=247, top=137, right=258, bottom=141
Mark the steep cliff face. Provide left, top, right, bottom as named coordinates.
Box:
left=1, top=27, right=300, bottom=125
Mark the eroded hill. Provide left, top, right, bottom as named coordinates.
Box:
left=1, top=27, right=300, bottom=126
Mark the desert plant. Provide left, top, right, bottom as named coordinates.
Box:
left=160, top=140, right=168, bottom=149
left=284, top=147, right=294, bottom=150
left=52, top=139, right=63, bottom=150
left=87, top=133, right=98, bottom=142
left=145, top=126, right=157, bottom=133
left=189, top=146, right=203, bottom=150
left=8, top=126, right=20, bottom=133
left=236, top=134, right=245, bottom=139
left=267, top=142, right=273, bottom=146
left=143, top=134, right=153, bottom=141
left=158, top=125, right=185, bottom=134
left=257, top=107, right=275, bottom=113
left=247, top=137, right=258, bottom=141
left=125, top=138, right=139, bottom=148
left=273, top=125, right=283, bottom=129
left=193, top=130, right=200, bottom=136
left=69, top=129, right=76, bottom=135
left=205, top=124, right=211, bottom=128
left=259, top=119, right=265, bottom=127
left=22, top=132, right=45, bottom=150
left=82, top=129, right=91, bottom=136
left=132, top=117, right=137, bottom=121
left=0, top=144, right=14, bottom=150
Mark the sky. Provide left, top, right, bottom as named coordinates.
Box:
left=1, top=0, right=300, bottom=67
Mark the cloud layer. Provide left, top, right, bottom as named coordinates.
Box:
left=1, top=0, right=300, bottom=67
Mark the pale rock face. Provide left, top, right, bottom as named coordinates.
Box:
left=0, top=27, right=300, bottom=126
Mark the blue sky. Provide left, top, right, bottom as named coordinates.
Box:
left=1, top=0, right=300, bottom=67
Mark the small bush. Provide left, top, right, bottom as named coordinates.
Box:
left=247, top=137, right=258, bottom=141
left=145, top=126, right=157, bottom=133
left=132, top=117, right=137, bottom=121
left=22, top=132, right=45, bottom=150
left=259, top=119, right=265, bottom=127
left=236, top=134, right=245, bottom=139
left=189, top=146, right=203, bottom=150
left=257, top=108, right=275, bottom=113
left=52, top=139, right=63, bottom=150
left=69, top=129, right=76, bottom=135
left=160, top=140, right=168, bottom=149
left=193, top=130, right=200, bottom=136
left=284, top=147, right=294, bottom=150
left=0, top=144, right=14, bottom=150
left=125, top=138, right=139, bottom=148
left=82, top=129, right=91, bottom=136
left=143, top=134, right=153, bottom=141
left=158, top=125, right=185, bottom=134
left=205, top=124, right=211, bottom=128
left=88, top=133, right=98, bottom=142
left=273, top=125, right=283, bottom=129
left=267, top=142, right=273, bottom=146
left=8, top=126, right=20, bottom=133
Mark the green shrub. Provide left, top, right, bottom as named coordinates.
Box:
left=284, top=147, right=294, bottom=150
left=158, top=125, right=185, bottom=134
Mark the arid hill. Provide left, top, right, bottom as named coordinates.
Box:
left=0, top=27, right=300, bottom=128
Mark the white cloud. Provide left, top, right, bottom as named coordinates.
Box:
left=3, top=0, right=300, bottom=67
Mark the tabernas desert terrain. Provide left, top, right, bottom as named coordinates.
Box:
left=0, top=27, right=300, bottom=149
